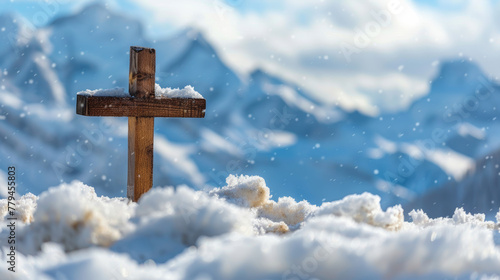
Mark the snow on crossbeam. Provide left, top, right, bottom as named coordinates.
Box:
left=76, top=84, right=205, bottom=117
left=77, top=84, right=204, bottom=99
left=77, top=87, right=129, bottom=97
left=154, top=84, right=204, bottom=99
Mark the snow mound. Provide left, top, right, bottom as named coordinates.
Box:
left=258, top=196, right=316, bottom=229
left=316, top=192, right=404, bottom=231
left=112, top=185, right=254, bottom=262
left=0, top=243, right=172, bottom=280
left=0, top=192, right=37, bottom=223
left=155, top=83, right=204, bottom=99
left=210, top=175, right=316, bottom=233
left=211, top=179, right=405, bottom=232
left=409, top=208, right=498, bottom=230
left=166, top=215, right=500, bottom=280
left=1, top=175, right=500, bottom=279
left=76, top=87, right=128, bottom=97
left=16, top=181, right=132, bottom=254
left=210, top=175, right=270, bottom=208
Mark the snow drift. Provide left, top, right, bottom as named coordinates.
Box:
left=0, top=175, right=499, bottom=279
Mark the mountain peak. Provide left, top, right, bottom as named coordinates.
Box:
left=50, top=3, right=107, bottom=24
left=0, top=12, right=33, bottom=50
left=182, top=27, right=204, bottom=40
left=439, top=59, right=483, bottom=77
left=431, top=59, right=488, bottom=91
left=0, top=12, right=31, bottom=34
left=184, top=29, right=213, bottom=50
left=80, top=2, right=111, bottom=16
left=50, top=3, right=139, bottom=32
left=0, top=12, right=24, bottom=24
left=250, top=69, right=276, bottom=84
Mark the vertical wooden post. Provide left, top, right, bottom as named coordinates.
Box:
left=127, top=46, right=156, bottom=202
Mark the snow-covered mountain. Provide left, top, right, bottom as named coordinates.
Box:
left=1, top=4, right=499, bottom=217
left=408, top=147, right=500, bottom=218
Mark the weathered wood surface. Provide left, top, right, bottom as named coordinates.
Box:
left=127, top=46, right=156, bottom=202
left=129, top=46, right=156, bottom=98
left=76, top=95, right=206, bottom=118
left=127, top=116, right=154, bottom=202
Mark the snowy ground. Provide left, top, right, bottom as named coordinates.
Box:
left=0, top=175, right=499, bottom=280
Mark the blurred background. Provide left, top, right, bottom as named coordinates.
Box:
left=1, top=0, right=500, bottom=218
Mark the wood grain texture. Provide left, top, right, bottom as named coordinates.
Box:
left=128, top=46, right=156, bottom=202
left=127, top=117, right=154, bottom=201
left=76, top=95, right=206, bottom=118
left=129, top=46, right=155, bottom=98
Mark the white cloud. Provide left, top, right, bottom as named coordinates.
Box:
left=25, top=0, right=500, bottom=115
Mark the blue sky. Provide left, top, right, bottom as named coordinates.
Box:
left=3, top=0, right=500, bottom=115
left=2, top=0, right=455, bottom=38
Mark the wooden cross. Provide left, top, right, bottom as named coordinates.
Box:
left=76, top=46, right=206, bottom=202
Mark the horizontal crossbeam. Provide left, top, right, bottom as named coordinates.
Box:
left=76, top=95, right=206, bottom=118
